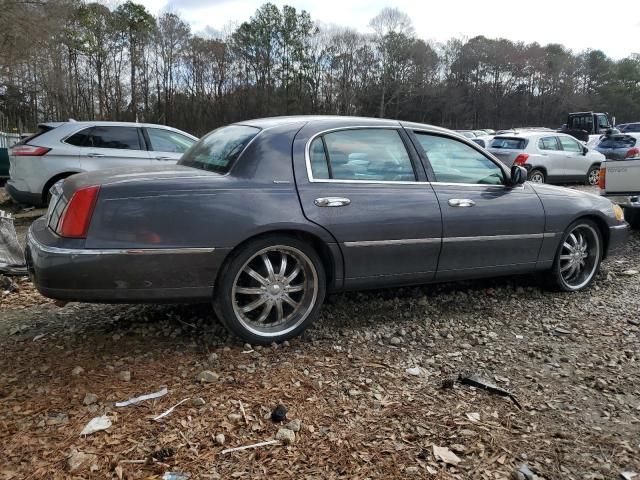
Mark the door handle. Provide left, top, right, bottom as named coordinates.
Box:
left=314, top=197, right=351, bottom=207
left=155, top=155, right=173, bottom=160
left=87, top=153, right=105, bottom=158
left=448, top=198, right=475, bottom=207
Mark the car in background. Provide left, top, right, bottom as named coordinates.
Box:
left=488, top=131, right=604, bottom=185
left=25, top=116, right=628, bottom=344
left=618, top=122, right=640, bottom=133
left=6, top=121, right=197, bottom=205
left=594, top=133, right=640, bottom=161
left=456, top=130, right=477, bottom=139
left=482, top=129, right=496, bottom=135
left=471, top=135, right=494, bottom=149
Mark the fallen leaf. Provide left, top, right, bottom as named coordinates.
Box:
left=433, top=445, right=461, bottom=465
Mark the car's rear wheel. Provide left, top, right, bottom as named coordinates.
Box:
left=586, top=165, right=600, bottom=186
left=213, top=235, right=326, bottom=344
left=548, top=219, right=602, bottom=291
left=528, top=169, right=545, bottom=183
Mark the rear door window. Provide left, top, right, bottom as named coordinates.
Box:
left=88, top=126, right=142, bottom=150
left=316, top=129, right=416, bottom=182
left=66, top=128, right=92, bottom=147
left=538, top=136, right=560, bottom=151
left=178, top=125, right=259, bottom=173
left=146, top=128, right=195, bottom=153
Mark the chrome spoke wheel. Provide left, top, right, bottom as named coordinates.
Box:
left=529, top=172, right=544, bottom=183
left=588, top=168, right=600, bottom=186
left=231, top=245, right=318, bottom=337
left=558, top=224, right=600, bottom=289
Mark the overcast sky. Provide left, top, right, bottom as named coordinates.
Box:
left=134, top=0, right=640, bottom=59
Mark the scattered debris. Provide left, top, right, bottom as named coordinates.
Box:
left=405, top=366, right=423, bottom=376
left=161, top=472, right=190, bottom=480
left=117, top=370, right=131, bottom=382
left=153, top=398, right=189, bottom=421
left=83, top=393, right=98, bottom=406
left=466, top=412, right=480, bottom=423
left=458, top=373, right=522, bottom=409
left=191, top=397, right=206, bottom=407
left=433, top=445, right=461, bottom=465
left=215, top=433, right=226, bottom=446
left=32, top=333, right=46, bottom=341
left=67, top=449, right=96, bottom=472
left=628, top=319, right=640, bottom=326
left=622, top=269, right=639, bottom=276
left=80, top=415, right=112, bottom=436
left=275, top=428, right=296, bottom=445
left=195, top=370, right=219, bottom=383
left=239, top=400, right=248, bottom=424
left=150, top=447, right=175, bottom=462
left=221, top=439, right=279, bottom=454
left=227, top=413, right=243, bottom=423
left=553, top=327, right=574, bottom=335
left=621, top=472, right=638, bottom=480
left=115, top=387, right=168, bottom=407
left=511, top=464, right=537, bottom=480
left=271, top=404, right=287, bottom=422
left=71, top=366, right=84, bottom=376
left=441, top=376, right=456, bottom=389
left=286, top=419, right=302, bottom=432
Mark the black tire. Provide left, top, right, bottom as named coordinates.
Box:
left=213, top=235, right=326, bottom=345
left=623, top=208, right=640, bottom=229
left=548, top=219, right=603, bottom=292
left=585, top=165, right=600, bottom=186
left=528, top=169, right=545, bottom=183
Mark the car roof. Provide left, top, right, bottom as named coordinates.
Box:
left=235, top=115, right=454, bottom=136
left=494, top=131, right=569, bottom=139
left=40, top=121, right=197, bottom=139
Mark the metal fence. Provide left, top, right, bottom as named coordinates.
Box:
left=0, top=132, right=21, bottom=148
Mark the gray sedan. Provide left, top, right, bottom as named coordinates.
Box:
left=25, top=116, right=629, bottom=344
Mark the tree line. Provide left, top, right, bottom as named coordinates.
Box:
left=1, top=0, right=639, bottom=136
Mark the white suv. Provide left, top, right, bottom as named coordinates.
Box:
left=6, top=121, right=197, bottom=205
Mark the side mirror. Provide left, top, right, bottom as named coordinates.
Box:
left=510, top=165, right=527, bottom=186
left=582, top=146, right=589, bottom=155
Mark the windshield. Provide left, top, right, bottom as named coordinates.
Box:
left=598, top=135, right=636, bottom=149
left=489, top=137, right=527, bottom=150
left=178, top=125, right=260, bottom=173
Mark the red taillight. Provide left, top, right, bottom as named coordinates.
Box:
left=10, top=145, right=51, bottom=156
left=58, top=185, right=100, bottom=238
left=514, top=153, right=529, bottom=166
left=598, top=165, right=606, bottom=190
left=625, top=147, right=640, bottom=159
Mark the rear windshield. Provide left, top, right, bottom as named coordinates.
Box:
left=16, top=125, right=55, bottom=146
left=178, top=125, right=260, bottom=173
left=489, top=137, right=527, bottom=150
left=598, top=135, right=637, bottom=149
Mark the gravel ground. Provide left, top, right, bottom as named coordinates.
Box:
left=1, top=186, right=640, bottom=480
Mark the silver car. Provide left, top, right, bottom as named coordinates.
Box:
left=6, top=121, right=197, bottom=205
left=488, top=131, right=604, bottom=185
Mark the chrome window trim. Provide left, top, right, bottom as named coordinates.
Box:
left=28, top=230, right=214, bottom=256
left=305, top=125, right=425, bottom=185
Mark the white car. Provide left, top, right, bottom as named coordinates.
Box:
left=487, top=131, right=605, bottom=185
left=6, top=121, right=197, bottom=205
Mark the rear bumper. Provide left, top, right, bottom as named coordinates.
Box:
left=26, top=217, right=228, bottom=303
left=606, top=223, right=629, bottom=255
left=5, top=180, right=43, bottom=206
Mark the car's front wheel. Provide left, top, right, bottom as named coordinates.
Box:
left=548, top=219, right=602, bottom=291
left=213, top=235, right=326, bottom=344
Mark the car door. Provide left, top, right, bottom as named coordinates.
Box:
left=144, top=127, right=196, bottom=164
left=559, top=135, right=589, bottom=180
left=410, top=130, right=546, bottom=280
left=80, top=125, right=151, bottom=170
left=537, top=136, right=566, bottom=179
left=293, top=124, right=442, bottom=289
